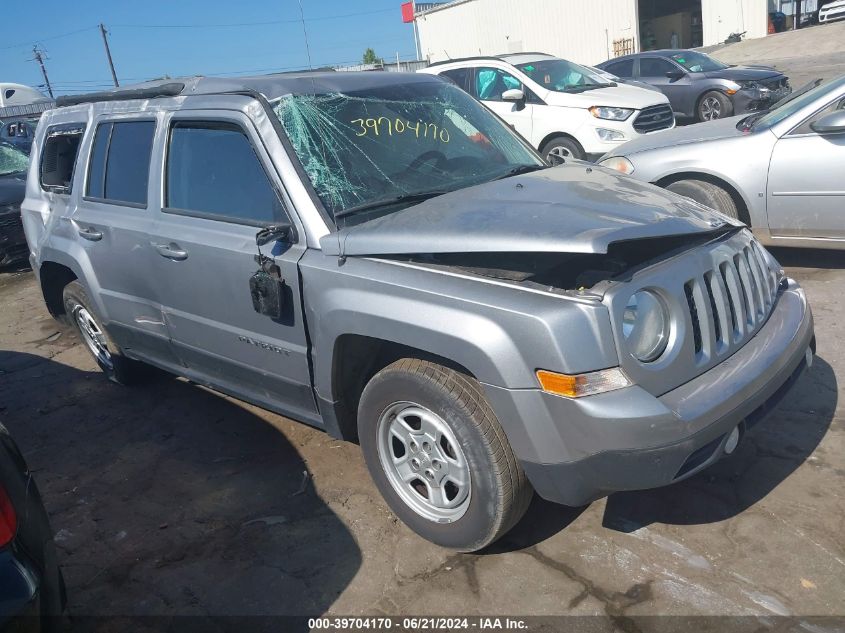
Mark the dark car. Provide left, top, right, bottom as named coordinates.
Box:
left=0, top=422, right=65, bottom=632
left=0, top=142, right=29, bottom=267
left=597, top=50, right=791, bottom=122
left=0, top=121, right=37, bottom=155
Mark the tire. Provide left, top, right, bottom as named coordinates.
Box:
left=666, top=179, right=742, bottom=222
left=62, top=280, right=147, bottom=385
left=540, top=136, right=584, bottom=162
left=358, top=358, right=533, bottom=551
left=697, top=90, right=733, bottom=122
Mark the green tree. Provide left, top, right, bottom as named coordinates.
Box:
left=362, top=48, right=380, bottom=65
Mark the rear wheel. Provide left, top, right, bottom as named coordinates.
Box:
left=697, top=90, right=733, bottom=122
left=540, top=136, right=584, bottom=162
left=62, top=281, right=148, bottom=385
left=666, top=179, right=742, bottom=222
left=358, top=358, right=533, bottom=551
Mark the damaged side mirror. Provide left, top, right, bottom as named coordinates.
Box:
left=250, top=223, right=293, bottom=320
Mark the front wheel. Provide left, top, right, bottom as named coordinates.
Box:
left=665, top=179, right=742, bottom=222
left=358, top=359, right=533, bottom=551
left=540, top=136, right=584, bottom=162
left=697, top=90, right=733, bottom=122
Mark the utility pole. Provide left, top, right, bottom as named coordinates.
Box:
left=32, top=47, right=54, bottom=99
left=99, top=23, right=119, bottom=87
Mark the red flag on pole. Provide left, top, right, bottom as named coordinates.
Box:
left=401, top=1, right=414, bottom=23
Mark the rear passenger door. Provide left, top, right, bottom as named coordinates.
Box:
left=71, top=117, right=177, bottom=364
left=147, top=111, right=317, bottom=421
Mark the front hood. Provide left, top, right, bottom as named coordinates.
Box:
left=542, top=83, right=669, bottom=110
left=321, top=165, right=739, bottom=257
left=0, top=173, right=25, bottom=208
left=603, top=114, right=748, bottom=156
left=705, top=66, right=782, bottom=81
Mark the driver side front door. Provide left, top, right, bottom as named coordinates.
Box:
left=470, top=66, right=534, bottom=145
left=766, top=96, right=845, bottom=241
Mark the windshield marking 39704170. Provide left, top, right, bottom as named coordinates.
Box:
left=270, top=81, right=543, bottom=227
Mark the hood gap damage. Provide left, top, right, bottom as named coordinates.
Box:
left=383, top=228, right=737, bottom=294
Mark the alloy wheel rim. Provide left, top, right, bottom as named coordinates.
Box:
left=701, top=97, right=722, bottom=120
left=73, top=305, right=113, bottom=370
left=376, top=401, right=471, bottom=523
left=547, top=146, right=573, bottom=161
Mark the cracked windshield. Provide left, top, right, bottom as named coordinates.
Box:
left=272, top=80, right=543, bottom=226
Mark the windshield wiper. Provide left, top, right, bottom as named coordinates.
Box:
left=494, top=164, right=546, bottom=180
left=334, top=189, right=450, bottom=219
left=565, top=83, right=615, bottom=92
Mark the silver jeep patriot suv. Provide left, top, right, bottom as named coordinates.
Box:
left=21, top=72, right=814, bottom=551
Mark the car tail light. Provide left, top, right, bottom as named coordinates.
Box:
left=0, top=484, right=16, bottom=547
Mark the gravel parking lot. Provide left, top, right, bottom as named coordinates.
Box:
left=0, top=246, right=842, bottom=627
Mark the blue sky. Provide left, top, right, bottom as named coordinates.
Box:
left=2, top=0, right=417, bottom=95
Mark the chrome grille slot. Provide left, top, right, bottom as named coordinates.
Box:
left=734, top=252, right=757, bottom=327
left=684, top=281, right=703, bottom=355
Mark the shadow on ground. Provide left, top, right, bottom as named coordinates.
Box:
left=771, top=247, right=845, bottom=270
left=603, top=355, right=836, bottom=532
left=0, top=350, right=360, bottom=627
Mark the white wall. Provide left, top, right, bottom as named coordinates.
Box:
left=415, top=0, right=639, bottom=65
left=702, top=0, right=769, bottom=46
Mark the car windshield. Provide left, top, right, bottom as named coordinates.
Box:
left=515, top=58, right=615, bottom=92
left=749, top=76, right=845, bottom=130
left=272, top=80, right=544, bottom=226
left=0, top=142, right=28, bottom=176
left=669, top=51, right=728, bottom=73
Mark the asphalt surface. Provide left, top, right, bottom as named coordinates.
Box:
left=0, top=245, right=842, bottom=625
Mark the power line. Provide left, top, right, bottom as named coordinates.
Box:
left=0, top=26, right=97, bottom=51
left=110, top=7, right=396, bottom=29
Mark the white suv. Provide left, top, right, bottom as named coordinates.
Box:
left=420, top=53, right=675, bottom=162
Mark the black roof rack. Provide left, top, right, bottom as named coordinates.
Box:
left=55, top=82, right=186, bottom=107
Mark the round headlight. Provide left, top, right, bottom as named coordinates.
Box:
left=622, top=290, right=669, bottom=362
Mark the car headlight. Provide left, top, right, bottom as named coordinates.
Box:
left=589, top=106, right=634, bottom=121
left=738, top=80, right=764, bottom=91
left=0, top=203, right=20, bottom=215
left=622, top=290, right=670, bottom=362
left=596, top=128, right=626, bottom=142
left=598, top=156, right=635, bottom=175
left=724, top=80, right=742, bottom=95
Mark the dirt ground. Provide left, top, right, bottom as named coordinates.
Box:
left=0, top=247, right=843, bottom=625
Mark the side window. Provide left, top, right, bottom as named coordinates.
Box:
left=639, top=57, right=676, bottom=78
left=40, top=125, right=85, bottom=194
left=439, top=68, right=471, bottom=92
left=86, top=121, right=155, bottom=206
left=791, top=96, right=845, bottom=135
left=474, top=67, right=522, bottom=102
left=165, top=121, right=284, bottom=226
left=605, top=59, right=634, bottom=78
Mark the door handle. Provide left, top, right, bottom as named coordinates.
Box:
left=78, top=226, right=103, bottom=241
left=152, top=241, right=189, bottom=261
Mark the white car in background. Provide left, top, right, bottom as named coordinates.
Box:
left=819, top=0, right=845, bottom=23
left=420, top=53, right=675, bottom=162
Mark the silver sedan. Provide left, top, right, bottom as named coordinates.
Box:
left=599, top=75, right=845, bottom=250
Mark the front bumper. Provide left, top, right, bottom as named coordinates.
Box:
left=491, top=279, right=813, bottom=506
left=0, top=212, right=27, bottom=266
left=731, top=84, right=792, bottom=114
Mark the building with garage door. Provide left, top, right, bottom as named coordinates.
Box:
left=410, top=0, right=773, bottom=65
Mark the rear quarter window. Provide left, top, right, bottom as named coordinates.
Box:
left=40, top=124, right=85, bottom=194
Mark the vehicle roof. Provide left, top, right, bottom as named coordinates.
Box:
left=609, top=49, right=706, bottom=61
left=56, top=71, right=444, bottom=108
left=427, top=52, right=555, bottom=68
